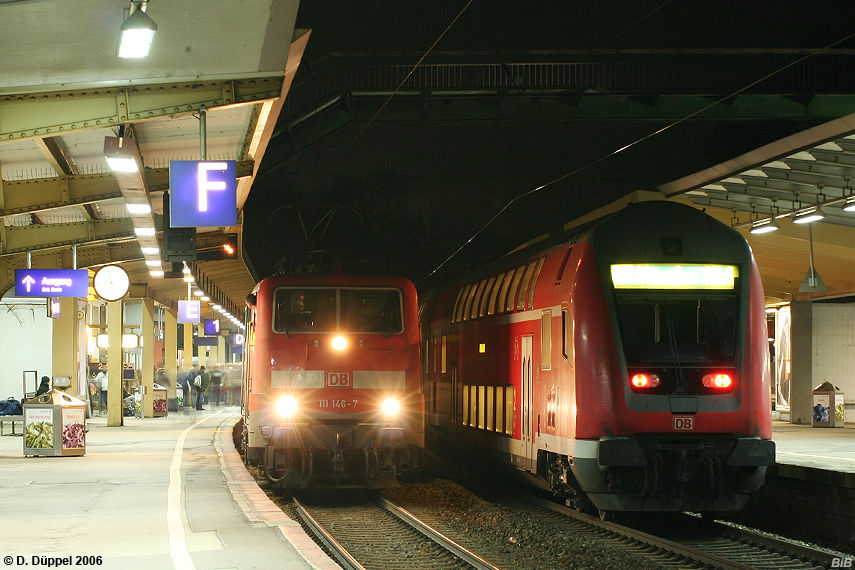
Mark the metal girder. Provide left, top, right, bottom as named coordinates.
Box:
left=0, top=160, right=252, bottom=217
left=1, top=215, right=164, bottom=255
left=0, top=77, right=284, bottom=141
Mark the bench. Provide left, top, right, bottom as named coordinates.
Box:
left=0, top=415, right=24, bottom=436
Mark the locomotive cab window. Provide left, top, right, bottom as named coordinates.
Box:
left=273, top=287, right=403, bottom=334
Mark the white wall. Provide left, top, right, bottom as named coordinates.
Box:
left=812, top=303, right=855, bottom=420
left=0, top=297, right=52, bottom=400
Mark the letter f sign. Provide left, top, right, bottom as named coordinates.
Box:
left=169, top=160, right=237, bottom=227
left=197, top=162, right=228, bottom=212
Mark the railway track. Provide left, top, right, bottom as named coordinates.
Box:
left=292, top=495, right=500, bottom=570
left=525, top=493, right=848, bottom=569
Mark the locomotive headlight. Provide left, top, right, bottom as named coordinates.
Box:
left=331, top=335, right=348, bottom=351
left=630, top=372, right=660, bottom=390
left=381, top=398, right=401, bottom=416
left=702, top=372, right=734, bottom=390
left=275, top=395, right=298, bottom=417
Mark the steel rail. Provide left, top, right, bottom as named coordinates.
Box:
left=380, top=497, right=501, bottom=570
left=292, top=497, right=365, bottom=570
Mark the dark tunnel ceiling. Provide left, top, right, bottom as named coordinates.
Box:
left=243, top=1, right=855, bottom=290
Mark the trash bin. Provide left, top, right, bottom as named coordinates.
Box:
left=23, top=389, right=86, bottom=456
left=175, top=385, right=184, bottom=409
left=153, top=383, right=167, bottom=417
left=812, top=381, right=845, bottom=428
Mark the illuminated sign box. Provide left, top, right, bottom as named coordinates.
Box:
left=195, top=337, right=218, bottom=347
left=611, top=264, right=739, bottom=290
left=169, top=160, right=237, bottom=227
left=177, top=300, right=201, bottom=323
left=15, top=269, right=89, bottom=298
left=203, top=319, right=220, bottom=335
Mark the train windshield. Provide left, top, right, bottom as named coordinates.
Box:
left=614, top=292, right=738, bottom=366
left=273, top=287, right=403, bottom=334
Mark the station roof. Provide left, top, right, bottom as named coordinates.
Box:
left=0, top=0, right=305, bottom=327
left=658, top=112, right=855, bottom=305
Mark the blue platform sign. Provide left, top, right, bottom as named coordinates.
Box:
left=203, top=319, right=220, bottom=335
left=178, top=300, right=201, bottom=323
left=15, top=269, right=88, bottom=298
left=169, top=160, right=237, bottom=227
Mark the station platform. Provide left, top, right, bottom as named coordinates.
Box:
left=772, top=419, right=855, bottom=474
left=0, top=407, right=337, bottom=570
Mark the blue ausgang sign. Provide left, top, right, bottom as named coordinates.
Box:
left=15, top=269, right=89, bottom=297
left=169, top=160, right=237, bottom=227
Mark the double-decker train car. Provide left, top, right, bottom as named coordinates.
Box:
left=242, top=274, right=423, bottom=489
left=420, top=200, right=775, bottom=517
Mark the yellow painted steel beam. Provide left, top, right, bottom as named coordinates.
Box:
left=0, top=161, right=252, bottom=217
left=0, top=78, right=284, bottom=141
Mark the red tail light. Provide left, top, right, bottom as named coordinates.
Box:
left=702, top=372, right=734, bottom=389
left=630, top=372, right=660, bottom=389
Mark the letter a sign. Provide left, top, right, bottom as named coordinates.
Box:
left=169, top=160, right=237, bottom=227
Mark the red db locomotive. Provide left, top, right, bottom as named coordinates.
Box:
left=242, top=274, right=423, bottom=489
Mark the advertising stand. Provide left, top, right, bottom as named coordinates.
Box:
left=153, top=383, right=168, bottom=417
left=23, top=390, right=86, bottom=457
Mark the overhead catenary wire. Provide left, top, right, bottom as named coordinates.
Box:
left=419, top=28, right=855, bottom=285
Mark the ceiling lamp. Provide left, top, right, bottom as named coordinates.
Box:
left=118, top=1, right=158, bottom=59
left=750, top=218, right=780, bottom=234
left=843, top=197, right=855, bottom=212
left=792, top=208, right=825, bottom=224
left=798, top=224, right=827, bottom=293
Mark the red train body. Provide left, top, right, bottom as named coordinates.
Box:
left=420, top=201, right=775, bottom=515
left=242, top=274, right=423, bottom=488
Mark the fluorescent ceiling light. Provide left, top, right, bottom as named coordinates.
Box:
left=106, top=156, right=138, bottom=173
left=201, top=296, right=210, bottom=301
left=126, top=203, right=152, bottom=215
left=193, top=290, right=204, bottom=296
left=149, top=269, right=164, bottom=277
left=118, top=6, right=157, bottom=59
left=843, top=198, right=855, bottom=212
left=749, top=218, right=780, bottom=234
left=792, top=208, right=824, bottom=224
left=134, top=226, right=156, bottom=236
left=141, top=247, right=160, bottom=255
left=145, top=260, right=161, bottom=267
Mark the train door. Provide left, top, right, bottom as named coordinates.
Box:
left=521, top=335, right=534, bottom=462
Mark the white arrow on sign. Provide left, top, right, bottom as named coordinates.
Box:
left=21, top=275, right=35, bottom=293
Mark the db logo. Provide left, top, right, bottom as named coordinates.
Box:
left=673, top=416, right=694, bottom=431
left=326, top=371, right=351, bottom=388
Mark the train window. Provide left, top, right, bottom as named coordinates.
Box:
left=614, top=292, right=738, bottom=378
left=517, top=261, right=537, bottom=311
left=451, top=287, right=466, bottom=324
left=486, top=386, right=495, bottom=430
left=541, top=309, right=552, bottom=370
left=469, top=385, right=478, bottom=427
left=424, top=339, right=430, bottom=374
left=494, top=271, right=512, bottom=314
left=479, top=276, right=497, bottom=317
left=462, top=283, right=478, bottom=321
left=487, top=272, right=505, bottom=316
left=495, top=388, right=504, bottom=433
left=441, top=335, right=447, bottom=374
left=504, top=386, right=515, bottom=435
left=340, top=288, right=403, bottom=334
left=506, top=266, right=525, bottom=312
left=561, top=308, right=569, bottom=361
left=462, top=384, right=469, bottom=425
left=470, top=279, right=488, bottom=320
left=478, top=386, right=486, bottom=429
left=273, top=288, right=336, bottom=333
left=454, top=284, right=470, bottom=323
left=527, top=257, right=545, bottom=309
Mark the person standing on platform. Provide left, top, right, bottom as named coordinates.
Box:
left=95, top=365, right=108, bottom=413
left=194, top=366, right=210, bottom=411
left=210, top=367, right=223, bottom=407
